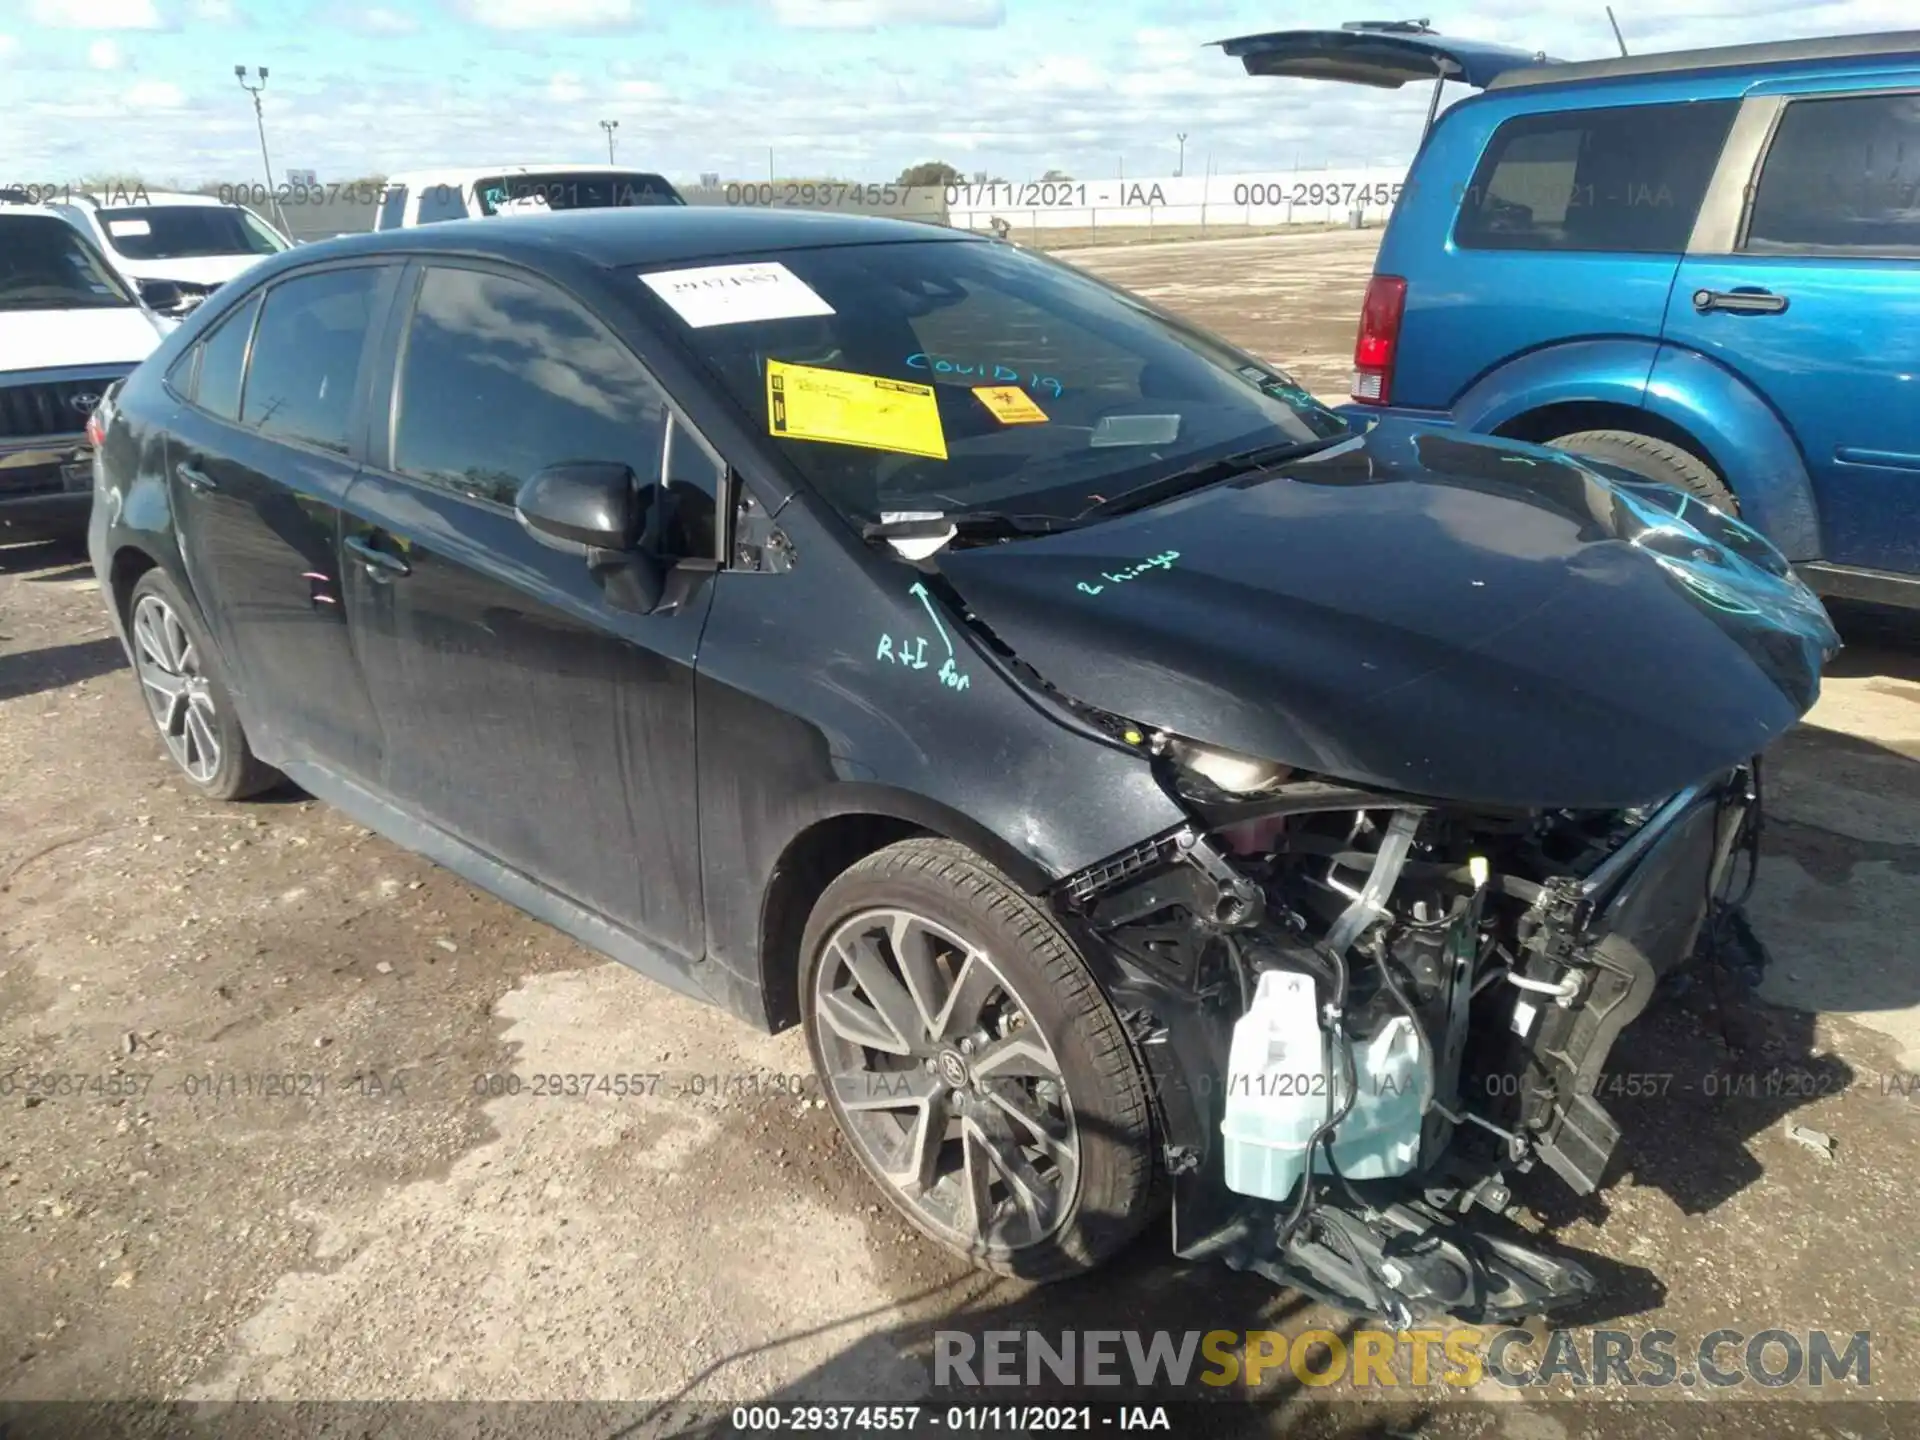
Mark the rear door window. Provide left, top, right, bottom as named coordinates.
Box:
left=1744, top=92, right=1920, bottom=255
left=1454, top=100, right=1739, bottom=253
left=413, top=184, right=469, bottom=225
left=376, top=184, right=409, bottom=231
left=240, top=267, right=382, bottom=453
left=188, top=292, right=262, bottom=421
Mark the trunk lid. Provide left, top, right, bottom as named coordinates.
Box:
left=1214, top=21, right=1561, bottom=91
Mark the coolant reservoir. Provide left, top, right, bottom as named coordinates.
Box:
left=1219, top=969, right=1428, bottom=1202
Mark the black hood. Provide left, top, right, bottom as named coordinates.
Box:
left=938, top=423, right=1840, bottom=811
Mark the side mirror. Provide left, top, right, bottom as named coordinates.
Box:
left=515, top=461, right=665, bottom=614
left=515, top=462, right=638, bottom=549
left=137, top=279, right=185, bottom=313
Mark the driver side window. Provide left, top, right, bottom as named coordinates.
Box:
left=393, top=265, right=716, bottom=555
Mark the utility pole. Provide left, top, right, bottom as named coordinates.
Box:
left=1176, top=132, right=1188, bottom=178
left=234, top=65, right=288, bottom=234
left=600, top=118, right=619, bottom=162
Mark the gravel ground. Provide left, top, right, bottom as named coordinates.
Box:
left=1, top=228, right=1916, bottom=1436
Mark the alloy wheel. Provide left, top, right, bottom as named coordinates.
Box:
left=812, top=907, right=1080, bottom=1252
left=131, top=593, right=222, bottom=784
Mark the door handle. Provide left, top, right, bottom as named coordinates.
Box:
left=1692, top=287, right=1788, bottom=315
left=343, top=533, right=412, bottom=580
left=175, top=461, right=217, bottom=493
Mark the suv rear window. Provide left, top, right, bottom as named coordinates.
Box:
left=1745, top=92, right=1920, bottom=256
left=1454, top=100, right=1738, bottom=253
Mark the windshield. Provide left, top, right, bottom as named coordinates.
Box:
left=97, top=205, right=287, bottom=260
left=635, top=239, right=1349, bottom=526
left=0, top=214, right=138, bottom=310
left=475, top=171, right=684, bottom=215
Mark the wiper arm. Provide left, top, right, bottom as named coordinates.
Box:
left=1073, top=435, right=1348, bottom=521
left=861, top=510, right=1073, bottom=543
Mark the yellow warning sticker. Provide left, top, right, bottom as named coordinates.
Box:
left=767, top=360, right=947, bottom=460
left=973, top=386, right=1050, bottom=425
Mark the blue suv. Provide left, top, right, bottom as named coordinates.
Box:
left=1220, top=23, right=1920, bottom=607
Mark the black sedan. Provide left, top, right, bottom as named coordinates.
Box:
left=89, top=206, right=1839, bottom=1321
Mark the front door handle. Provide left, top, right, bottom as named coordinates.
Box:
left=1692, top=287, right=1788, bottom=315
left=343, top=533, right=411, bottom=580
left=175, top=461, right=217, bottom=493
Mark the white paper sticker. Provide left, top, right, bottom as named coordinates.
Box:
left=106, top=218, right=152, bottom=238
left=640, top=261, right=835, bottom=329
left=1511, top=999, right=1537, bottom=1037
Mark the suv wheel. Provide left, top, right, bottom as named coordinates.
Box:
left=1546, top=429, right=1737, bottom=514
left=126, top=570, right=279, bottom=801
left=799, top=838, right=1161, bottom=1281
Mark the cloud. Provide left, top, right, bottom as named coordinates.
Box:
left=339, top=5, right=421, bottom=33
left=547, top=70, right=586, bottom=103
left=771, top=0, right=1003, bottom=28
left=125, top=78, right=186, bottom=106
left=0, top=33, right=19, bottom=61
left=87, top=36, right=125, bottom=66
left=190, top=0, right=237, bottom=19
left=28, top=0, right=165, bottom=27
left=448, top=0, right=641, bottom=29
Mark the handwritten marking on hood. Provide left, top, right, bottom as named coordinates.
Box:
left=1077, top=550, right=1181, bottom=595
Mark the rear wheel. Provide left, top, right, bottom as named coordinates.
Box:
left=1545, top=428, right=1736, bottom=513
left=126, top=570, right=279, bottom=801
left=799, top=838, right=1161, bottom=1281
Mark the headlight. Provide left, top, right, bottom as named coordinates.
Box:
left=1161, top=735, right=1292, bottom=796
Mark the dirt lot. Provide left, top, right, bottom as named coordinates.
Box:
left=3, top=228, right=1918, bottom=1436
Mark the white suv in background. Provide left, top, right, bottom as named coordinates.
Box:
left=48, top=191, right=292, bottom=318
left=0, top=205, right=170, bottom=540
left=372, top=165, right=684, bottom=228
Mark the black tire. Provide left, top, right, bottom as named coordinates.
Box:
left=1546, top=428, right=1737, bottom=513
left=799, top=837, right=1161, bottom=1281
left=125, top=569, right=280, bottom=801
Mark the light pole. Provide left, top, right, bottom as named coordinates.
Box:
left=1176, top=132, right=1188, bottom=177
left=234, top=66, right=288, bottom=234
left=600, top=118, right=619, bottom=163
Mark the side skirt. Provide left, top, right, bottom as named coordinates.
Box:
left=277, top=759, right=726, bottom=1013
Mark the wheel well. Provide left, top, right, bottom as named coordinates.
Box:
left=757, top=813, right=929, bottom=1032
left=1494, top=403, right=1728, bottom=482
left=109, top=546, right=158, bottom=628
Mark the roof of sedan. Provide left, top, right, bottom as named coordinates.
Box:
left=299, top=207, right=979, bottom=270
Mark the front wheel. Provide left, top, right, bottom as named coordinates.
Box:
left=799, top=838, right=1162, bottom=1281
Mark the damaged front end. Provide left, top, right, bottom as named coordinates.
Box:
left=1053, top=742, right=1762, bottom=1325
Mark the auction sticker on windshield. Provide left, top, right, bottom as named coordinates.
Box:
left=973, top=386, right=1049, bottom=426
left=640, top=260, right=834, bottom=328
left=768, top=359, right=948, bottom=460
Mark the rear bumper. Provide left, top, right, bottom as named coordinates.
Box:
left=1335, top=400, right=1456, bottom=431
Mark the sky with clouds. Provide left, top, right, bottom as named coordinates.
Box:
left=0, top=0, right=1914, bottom=188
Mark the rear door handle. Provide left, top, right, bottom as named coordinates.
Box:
left=1692, top=287, right=1788, bottom=315
left=175, top=461, right=217, bottom=493
left=343, top=533, right=411, bottom=580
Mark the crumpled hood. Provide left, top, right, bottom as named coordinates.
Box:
left=938, top=422, right=1840, bottom=810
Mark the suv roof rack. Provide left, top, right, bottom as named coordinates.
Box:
left=1489, top=29, right=1920, bottom=89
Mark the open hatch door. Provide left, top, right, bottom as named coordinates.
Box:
left=1215, top=20, right=1565, bottom=135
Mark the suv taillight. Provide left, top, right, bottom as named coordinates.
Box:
left=85, top=411, right=106, bottom=449
left=1352, top=274, right=1408, bottom=406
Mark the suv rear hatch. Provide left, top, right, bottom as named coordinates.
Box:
left=1216, top=20, right=1561, bottom=94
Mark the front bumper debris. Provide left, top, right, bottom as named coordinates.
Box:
left=1055, top=766, right=1760, bottom=1323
